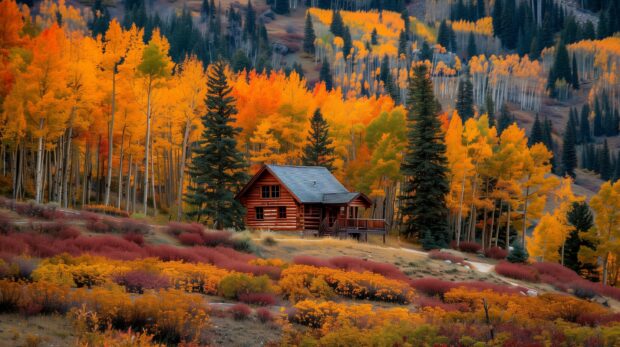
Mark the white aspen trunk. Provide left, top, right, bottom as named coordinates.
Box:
left=104, top=72, right=117, bottom=206
left=143, top=77, right=153, bottom=215
left=177, top=118, right=191, bottom=220
left=117, top=125, right=126, bottom=209
left=35, top=118, right=45, bottom=203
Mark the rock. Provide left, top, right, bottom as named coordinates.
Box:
left=526, top=289, right=538, bottom=297
left=444, top=260, right=452, bottom=264
left=272, top=42, right=289, bottom=55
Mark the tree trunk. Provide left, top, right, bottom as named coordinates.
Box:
left=63, top=126, right=73, bottom=208
left=505, top=203, right=512, bottom=250
left=105, top=72, right=117, bottom=206
left=177, top=119, right=191, bottom=220
left=117, top=125, right=126, bottom=209
left=522, top=186, right=530, bottom=248
left=143, top=77, right=153, bottom=215
left=35, top=119, right=45, bottom=203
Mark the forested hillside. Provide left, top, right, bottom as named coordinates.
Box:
left=1, top=0, right=620, bottom=345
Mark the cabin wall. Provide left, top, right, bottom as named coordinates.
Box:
left=240, top=171, right=299, bottom=231
left=303, top=204, right=322, bottom=231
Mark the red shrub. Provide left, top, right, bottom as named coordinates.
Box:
left=58, top=226, right=81, bottom=239
left=293, top=255, right=334, bottom=268
left=228, top=303, right=252, bottom=320
left=123, top=232, right=144, bottom=246
left=428, top=250, right=465, bottom=264
left=167, top=221, right=204, bottom=236
left=112, top=270, right=171, bottom=293
left=118, top=219, right=150, bottom=234
left=178, top=232, right=204, bottom=246
left=201, top=231, right=233, bottom=247
left=531, top=262, right=581, bottom=283
left=328, top=256, right=408, bottom=281
left=238, top=293, right=277, bottom=306
left=484, top=246, right=508, bottom=260
left=256, top=308, right=273, bottom=323
left=410, top=278, right=456, bottom=297
left=495, top=261, right=539, bottom=282
left=576, top=312, right=620, bottom=326
left=458, top=242, right=482, bottom=254
left=414, top=296, right=467, bottom=312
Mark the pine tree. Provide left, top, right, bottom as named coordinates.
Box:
left=466, top=31, right=477, bottom=59
left=320, top=59, right=333, bottom=91
left=303, top=12, right=316, bottom=54
left=302, top=109, right=335, bottom=171
left=89, top=0, right=111, bottom=37
left=565, top=202, right=598, bottom=279
left=419, top=41, right=433, bottom=61
left=593, top=97, right=603, bottom=136
left=580, top=104, right=591, bottom=144
left=562, top=115, right=577, bottom=178
left=529, top=114, right=544, bottom=146
left=330, top=10, right=344, bottom=38
left=455, top=75, right=474, bottom=121
left=497, top=104, right=513, bottom=134
left=400, top=64, right=450, bottom=249
left=571, top=52, right=579, bottom=89
left=548, top=40, right=571, bottom=94
left=371, top=28, right=378, bottom=45
left=543, top=116, right=554, bottom=151
left=186, top=61, right=249, bottom=230
left=273, top=0, right=289, bottom=14
left=398, top=29, right=408, bottom=57
left=485, top=92, right=495, bottom=127
left=600, top=139, right=612, bottom=180
left=507, top=242, right=529, bottom=263
left=437, top=20, right=455, bottom=51
left=244, top=0, right=256, bottom=37
left=343, top=26, right=352, bottom=59
left=492, top=0, right=503, bottom=39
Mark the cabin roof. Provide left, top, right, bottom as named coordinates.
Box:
left=236, top=165, right=370, bottom=205
left=266, top=165, right=349, bottom=203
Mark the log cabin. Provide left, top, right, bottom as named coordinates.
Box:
left=236, top=165, right=387, bottom=241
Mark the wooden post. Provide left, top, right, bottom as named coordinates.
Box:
left=483, top=298, right=494, bottom=340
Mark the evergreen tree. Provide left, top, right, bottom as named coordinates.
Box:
left=320, top=59, right=333, bottom=91
left=302, top=109, right=335, bottom=170
left=89, top=0, right=110, bottom=37
left=497, top=104, right=513, bottom=134
left=485, top=92, right=495, bottom=127
left=343, top=26, right=352, bottom=59
left=543, top=116, right=554, bottom=151
left=455, top=75, right=474, bottom=121
left=186, top=61, right=248, bottom=230
left=507, top=242, right=529, bottom=263
left=562, top=115, right=578, bottom=178
left=244, top=0, right=256, bottom=37
left=201, top=0, right=210, bottom=21
left=379, top=54, right=390, bottom=84
left=272, top=0, right=289, bottom=14
left=529, top=114, right=544, bottom=146
left=580, top=104, right=591, bottom=143
left=303, top=12, right=316, bottom=54
left=231, top=50, right=251, bottom=72
left=593, top=97, right=603, bottom=136
left=466, top=32, right=477, bottom=59
left=437, top=20, right=456, bottom=51
left=500, top=0, right=517, bottom=48
left=600, top=139, right=612, bottom=180
left=419, top=41, right=433, bottom=61
left=492, top=0, right=503, bottom=39
left=565, top=202, right=598, bottom=279
left=330, top=10, right=345, bottom=38
left=400, top=64, right=450, bottom=249
left=571, top=53, right=579, bottom=89
left=398, top=29, right=408, bottom=57
left=548, top=40, right=572, bottom=94
left=371, top=28, right=378, bottom=45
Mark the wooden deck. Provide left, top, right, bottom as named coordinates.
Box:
left=317, top=218, right=388, bottom=243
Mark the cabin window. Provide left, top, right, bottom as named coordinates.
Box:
left=261, top=186, right=270, bottom=199
left=255, top=207, right=264, bottom=220
left=271, top=185, right=280, bottom=198
left=278, top=206, right=287, bottom=219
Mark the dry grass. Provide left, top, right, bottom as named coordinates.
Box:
left=0, top=314, right=76, bottom=347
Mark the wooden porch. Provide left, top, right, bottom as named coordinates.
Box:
left=318, top=217, right=388, bottom=244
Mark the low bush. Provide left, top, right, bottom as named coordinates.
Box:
left=495, top=262, right=539, bottom=282
left=458, top=242, right=481, bottom=254
left=328, top=256, right=409, bottom=281
left=178, top=232, right=204, bottom=246
left=256, top=307, right=273, bottom=323
left=112, top=270, right=171, bottom=294
left=292, top=255, right=334, bottom=269
left=218, top=273, right=272, bottom=300
left=122, top=232, right=144, bottom=246
left=166, top=222, right=204, bottom=236
left=262, top=236, right=277, bottom=246
left=228, top=303, right=251, bottom=320
left=410, top=278, right=456, bottom=297
left=82, top=204, right=130, bottom=218
left=484, top=246, right=508, bottom=260
left=201, top=231, right=233, bottom=247
left=428, top=250, right=465, bottom=264
left=238, top=292, right=277, bottom=306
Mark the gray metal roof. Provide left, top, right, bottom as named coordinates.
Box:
left=266, top=165, right=350, bottom=203
left=322, top=192, right=360, bottom=204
